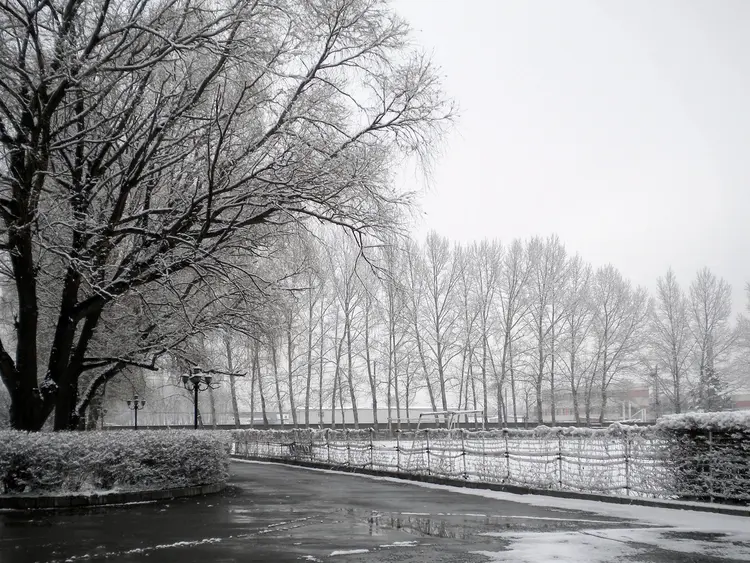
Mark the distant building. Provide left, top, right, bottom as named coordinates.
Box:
left=732, top=391, right=750, bottom=410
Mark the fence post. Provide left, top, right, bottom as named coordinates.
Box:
left=504, top=429, right=510, bottom=482
left=369, top=428, right=374, bottom=469
left=557, top=430, right=563, bottom=489
left=326, top=428, right=331, bottom=464
left=426, top=429, right=431, bottom=476
left=624, top=433, right=631, bottom=496
left=396, top=430, right=401, bottom=473
left=481, top=432, right=486, bottom=481
left=708, top=429, right=714, bottom=503
left=461, top=429, right=467, bottom=480
left=346, top=429, right=351, bottom=466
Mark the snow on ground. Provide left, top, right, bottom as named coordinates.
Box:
left=379, top=540, right=419, bottom=548
left=474, top=526, right=750, bottom=562
left=329, top=548, right=370, bottom=556
left=472, top=530, right=640, bottom=563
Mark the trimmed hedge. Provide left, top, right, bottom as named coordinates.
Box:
left=655, top=412, right=750, bottom=503
left=0, top=430, right=229, bottom=495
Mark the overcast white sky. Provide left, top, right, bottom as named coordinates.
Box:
left=392, top=0, right=750, bottom=314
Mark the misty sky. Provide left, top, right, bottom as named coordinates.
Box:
left=393, top=0, right=750, bottom=314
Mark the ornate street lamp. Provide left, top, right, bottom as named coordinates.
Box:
left=181, top=367, right=218, bottom=429
left=125, top=394, right=146, bottom=429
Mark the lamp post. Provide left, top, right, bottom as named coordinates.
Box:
left=181, top=367, right=217, bottom=429
left=125, top=394, right=146, bottom=429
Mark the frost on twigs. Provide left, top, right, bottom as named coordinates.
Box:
left=0, top=430, right=230, bottom=495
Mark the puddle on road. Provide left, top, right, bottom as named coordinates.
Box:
left=328, top=506, right=630, bottom=543
left=661, top=530, right=729, bottom=542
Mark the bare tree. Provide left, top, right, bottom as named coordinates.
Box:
left=689, top=268, right=734, bottom=411
left=471, top=240, right=502, bottom=423
left=650, top=269, right=693, bottom=413
left=559, top=255, right=594, bottom=423
left=497, top=239, right=530, bottom=423
left=421, top=232, right=462, bottom=412
left=526, top=236, right=568, bottom=423
left=456, top=245, right=480, bottom=422
left=590, top=265, right=651, bottom=423
left=0, top=0, right=451, bottom=429
left=403, top=239, right=437, bottom=412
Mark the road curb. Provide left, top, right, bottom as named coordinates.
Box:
left=232, top=456, right=750, bottom=518
left=0, top=482, right=226, bottom=510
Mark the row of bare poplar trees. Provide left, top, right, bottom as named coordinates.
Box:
left=200, top=229, right=747, bottom=428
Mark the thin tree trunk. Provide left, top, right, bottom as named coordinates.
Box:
left=536, top=333, right=544, bottom=423
left=345, top=320, right=359, bottom=428
left=550, top=325, right=556, bottom=425
left=249, top=344, right=256, bottom=428
left=508, top=340, right=518, bottom=423
left=481, top=336, right=489, bottom=425
left=286, top=315, right=298, bottom=427
left=225, top=333, right=240, bottom=428
left=208, top=386, right=217, bottom=428
left=270, top=339, right=284, bottom=428
left=318, top=298, right=325, bottom=427
left=306, top=287, right=315, bottom=427
left=364, top=301, right=377, bottom=427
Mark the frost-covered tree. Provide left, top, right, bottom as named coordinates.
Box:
left=0, top=0, right=451, bottom=430
left=650, top=269, right=692, bottom=413
left=421, top=233, right=462, bottom=412
left=497, top=238, right=530, bottom=423
left=689, top=268, right=734, bottom=411
left=559, top=254, right=594, bottom=423
left=589, top=265, right=650, bottom=423
left=526, top=235, right=568, bottom=423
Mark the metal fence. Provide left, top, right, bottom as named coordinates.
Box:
left=229, top=426, right=749, bottom=503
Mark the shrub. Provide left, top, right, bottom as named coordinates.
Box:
left=656, top=412, right=750, bottom=503
left=0, top=430, right=229, bottom=495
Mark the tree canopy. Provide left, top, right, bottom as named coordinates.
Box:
left=0, top=0, right=452, bottom=430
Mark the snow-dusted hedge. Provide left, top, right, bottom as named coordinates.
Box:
left=655, top=412, right=750, bottom=503
left=656, top=411, right=750, bottom=432
left=0, top=430, right=229, bottom=495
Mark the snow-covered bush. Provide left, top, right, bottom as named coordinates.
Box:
left=656, top=412, right=750, bottom=503
left=0, top=430, right=229, bottom=495
left=656, top=411, right=750, bottom=432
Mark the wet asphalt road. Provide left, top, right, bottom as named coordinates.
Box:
left=0, top=460, right=747, bottom=562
